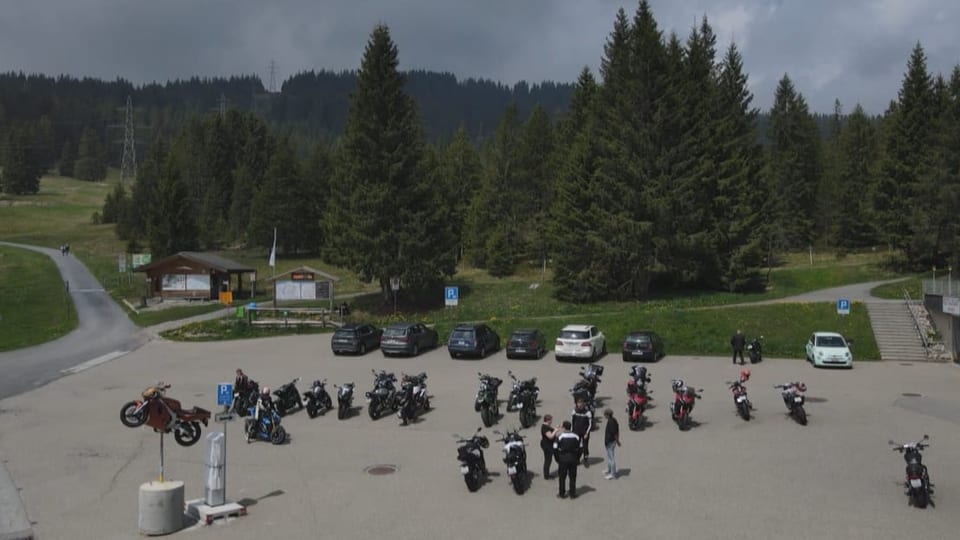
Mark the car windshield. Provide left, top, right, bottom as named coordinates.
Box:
left=628, top=335, right=651, bottom=343
left=511, top=333, right=534, bottom=342
left=451, top=329, right=475, bottom=339
left=816, top=336, right=847, bottom=347
left=384, top=327, right=408, bottom=337
left=560, top=330, right=589, bottom=340
left=334, top=329, right=356, bottom=338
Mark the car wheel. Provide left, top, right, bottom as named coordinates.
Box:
left=412, top=344, right=419, bottom=356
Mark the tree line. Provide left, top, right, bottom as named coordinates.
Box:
left=3, top=1, right=958, bottom=304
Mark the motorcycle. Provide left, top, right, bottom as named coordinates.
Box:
left=774, top=381, right=807, bottom=425
left=303, top=379, right=334, bottom=418
left=670, top=379, right=702, bottom=431
left=571, top=363, right=604, bottom=414
left=120, top=382, right=211, bottom=447
left=475, top=373, right=502, bottom=427
left=334, top=382, right=355, bottom=420
left=365, top=370, right=399, bottom=420
left=506, top=371, right=539, bottom=428
left=455, top=428, right=490, bottom=492
left=231, top=380, right=259, bottom=417
left=625, top=365, right=652, bottom=431
left=748, top=336, right=764, bottom=364
left=273, top=377, right=304, bottom=416
left=244, top=406, right=287, bottom=445
left=727, top=377, right=752, bottom=421
left=889, top=435, right=934, bottom=508
left=397, top=372, right=430, bottom=426
left=495, top=428, right=528, bottom=494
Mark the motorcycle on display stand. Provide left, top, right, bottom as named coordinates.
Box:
left=245, top=406, right=287, bottom=445
left=397, top=372, right=430, bottom=426
left=774, top=381, right=808, bottom=425
left=273, top=377, right=304, bottom=416
left=334, top=382, right=356, bottom=420
left=366, top=370, right=399, bottom=420
left=625, top=365, right=652, bottom=431
left=475, top=373, right=502, bottom=428
left=670, top=379, right=703, bottom=431
left=495, top=428, right=528, bottom=494
left=506, top=371, right=539, bottom=428
left=303, top=378, right=334, bottom=418
left=120, top=382, right=212, bottom=447
left=889, top=435, right=934, bottom=508
left=748, top=336, right=764, bottom=364
left=455, top=428, right=490, bottom=492
left=727, top=369, right=753, bottom=421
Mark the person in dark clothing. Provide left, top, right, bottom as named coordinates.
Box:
left=235, top=369, right=251, bottom=392
left=571, top=398, right=593, bottom=467
left=554, top=420, right=582, bottom=499
left=731, top=329, right=746, bottom=365
left=603, top=408, right=621, bottom=479
left=540, top=414, right=558, bottom=479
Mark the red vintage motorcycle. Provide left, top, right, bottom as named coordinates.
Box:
left=120, top=383, right=211, bottom=447
left=670, top=379, right=702, bottom=431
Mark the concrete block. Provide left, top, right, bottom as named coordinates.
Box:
left=138, top=481, right=184, bottom=536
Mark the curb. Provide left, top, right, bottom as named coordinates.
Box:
left=0, top=460, right=33, bottom=540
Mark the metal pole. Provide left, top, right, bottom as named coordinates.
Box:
left=222, top=418, right=227, bottom=504
left=159, top=432, right=164, bottom=482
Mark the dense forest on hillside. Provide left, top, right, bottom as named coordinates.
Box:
left=2, top=0, right=958, bottom=304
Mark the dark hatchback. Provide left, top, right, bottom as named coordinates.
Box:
left=331, top=323, right=382, bottom=355
left=621, top=330, right=665, bottom=362
left=381, top=322, right=439, bottom=357
left=506, top=329, right=547, bottom=359
left=447, top=323, right=500, bottom=359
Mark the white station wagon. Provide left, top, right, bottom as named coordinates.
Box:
left=805, top=331, right=854, bottom=368
left=555, top=324, right=606, bottom=361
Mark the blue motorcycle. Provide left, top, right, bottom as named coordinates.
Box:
left=245, top=407, right=287, bottom=445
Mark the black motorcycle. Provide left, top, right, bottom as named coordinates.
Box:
left=365, top=370, right=399, bottom=420
left=273, top=377, right=303, bottom=416
left=775, top=382, right=807, bottom=425
left=495, top=428, right=528, bottom=494
left=334, top=382, right=355, bottom=420
left=455, top=428, right=490, bottom=492
left=506, top=371, right=539, bottom=428
left=303, top=378, right=334, bottom=418
left=571, top=363, right=603, bottom=414
left=748, top=336, right=763, bottom=364
left=397, top=372, right=430, bottom=426
left=890, top=435, right=934, bottom=508
left=475, top=373, right=502, bottom=428
left=231, top=380, right=259, bottom=417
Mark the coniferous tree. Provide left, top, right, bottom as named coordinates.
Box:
left=817, top=99, right=845, bottom=245
left=101, top=182, right=128, bottom=224
left=147, top=158, right=198, bottom=258
left=443, top=125, right=482, bottom=261
left=74, top=127, right=107, bottom=181
left=58, top=139, right=76, bottom=177
left=249, top=137, right=316, bottom=254
left=516, top=105, right=556, bottom=266
left=118, top=138, right=166, bottom=244
left=833, top=104, right=879, bottom=249
left=326, top=24, right=455, bottom=301
left=1, top=125, right=42, bottom=194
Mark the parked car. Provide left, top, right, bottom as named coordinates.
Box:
left=621, top=330, right=664, bottom=362
left=506, top=328, right=547, bottom=359
left=805, top=332, right=854, bottom=368
left=447, top=323, right=500, bottom=359
left=555, top=324, right=606, bottom=361
left=381, top=322, right=439, bottom=357
left=331, top=323, right=382, bottom=355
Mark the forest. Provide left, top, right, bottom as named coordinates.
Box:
left=1, top=0, right=957, bottom=303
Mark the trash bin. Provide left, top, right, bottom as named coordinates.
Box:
left=204, top=432, right=226, bottom=506
left=247, top=302, right=257, bottom=321
left=236, top=305, right=245, bottom=319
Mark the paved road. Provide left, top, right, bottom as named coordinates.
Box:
left=0, top=242, right=146, bottom=401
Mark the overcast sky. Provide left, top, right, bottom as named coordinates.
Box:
left=1, top=0, right=957, bottom=114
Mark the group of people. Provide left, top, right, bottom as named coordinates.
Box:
left=59, top=243, right=70, bottom=256
left=235, top=368, right=276, bottom=439
left=540, top=399, right=621, bottom=499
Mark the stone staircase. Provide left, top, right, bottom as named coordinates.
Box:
left=866, top=302, right=929, bottom=362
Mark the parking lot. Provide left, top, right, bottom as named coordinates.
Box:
left=1, top=334, right=959, bottom=540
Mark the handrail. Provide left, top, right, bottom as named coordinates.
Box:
left=903, top=289, right=930, bottom=354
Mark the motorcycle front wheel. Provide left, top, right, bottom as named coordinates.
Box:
left=519, top=407, right=536, bottom=428
left=338, top=402, right=349, bottom=420
left=794, top=405, right=807, bottom=425
left=464, top=470, right=480, bottom=492
left=738, top=401, right=751, bottom=421
left=511, top=473, right=524, bottom=495
left=174, top=421, right=202, bottom=447
left=368, top=403, right=380, bottom=420
left=270, top=426, right=287, bottom=445
left=120, top=401, right=147, bottom=427
left=481, top=406, right=495, bottom=427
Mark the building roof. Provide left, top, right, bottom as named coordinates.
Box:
left=134, top=251, right=256, bottom=273
left=264, top=265, right=339, bottom=282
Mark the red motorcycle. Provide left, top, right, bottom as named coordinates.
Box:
left=120, top=383, right=211, bottom=447
left=670, top=379, right=702, bottom=431
left=625, top=365, right=651, bottom=431
left=728, top=369, right=752, bottom=421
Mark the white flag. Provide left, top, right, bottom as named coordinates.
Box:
left=268, top=227, right=277, bottom=268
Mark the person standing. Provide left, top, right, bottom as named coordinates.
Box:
left=571, top=398, right=593, bottom=467
left=731, top=329, right=746, bottom=365
left=554, top=421, right=582, bottom=499
left=540, top=414, right=558, bottom=479
left=603, top=409, right=621, bottom=479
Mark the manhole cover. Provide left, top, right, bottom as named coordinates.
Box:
left=364, top=464, right=398, bottom=476
left=901, top=393, right=922, bottom=397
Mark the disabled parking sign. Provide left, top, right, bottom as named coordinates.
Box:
left=836, top=298, right=850, bottom=315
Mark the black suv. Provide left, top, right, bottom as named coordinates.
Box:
left=331, top=323, right=383, bottom=355
left=621, top=330, right=665, bottom=362
left=506, top=328, right=547, bottom=359
left=447, top=323, right=500, bottom=359
left=380, top=322, right=439, bottom=357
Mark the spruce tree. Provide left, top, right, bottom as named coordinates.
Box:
left=249, top=137, right=316, bottom=255
left=147, top=160, right=198, bottom=258
left=443, top=125, right=482, bottom=262
left=58, top=139, right=76, bottom=177
left=74, top=127, right=107, bottom=182
left=1, top=125, right=42, bottom=195
left=834, top=104, right=879, bottom=249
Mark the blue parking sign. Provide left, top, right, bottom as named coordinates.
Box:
left=837, top=298, right=850, bottom=315
left=217, top=383, right=233, bottom=406
left=445, top=286, right=459, bottom=306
